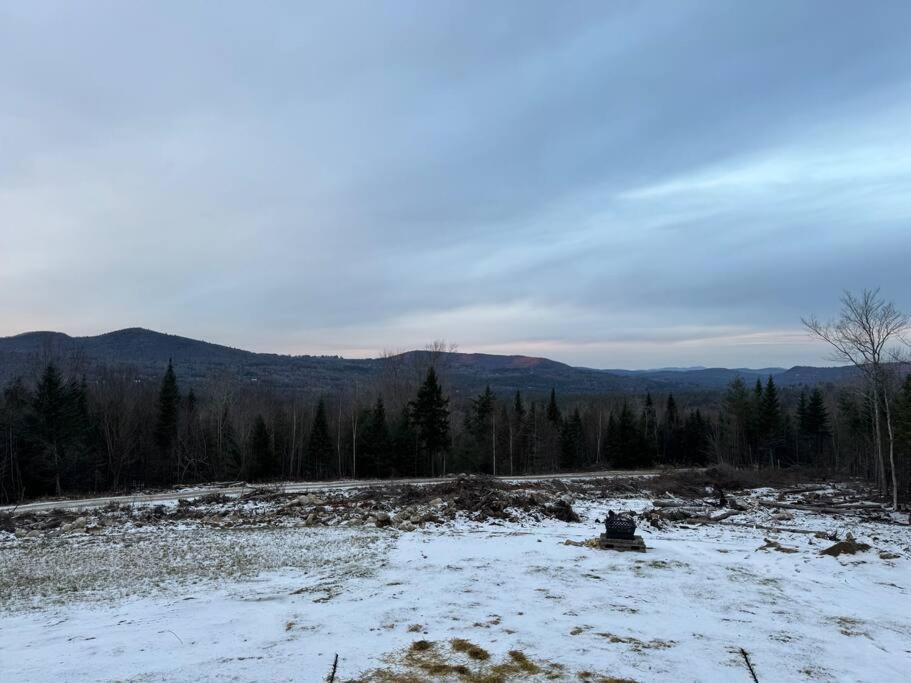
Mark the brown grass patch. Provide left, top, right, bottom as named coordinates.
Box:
left=451, top=638, right=490, bottom=661
left=350, top=639, right=630, bottom=682
left=409, top=639, right=433, bottom=652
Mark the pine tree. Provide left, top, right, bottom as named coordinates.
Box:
left=391, top=404, right=417, bottom=476
left=510, top=391, right=526, bottom=475
left=803, top=387, right=830, bottom=461
left=759, top=376, right=782, bottom=465
left=464, top=385, right=495, bottom=473
left=361, top=396, right=391, bottom=477
left=410, top=367, right=450, bottom=475
left=662, top=394, right=680, bottom=463
left=607, top=402, right=650, bottom=469
left=308, top=399, right=334, bottom=479
left=559, top=408, right=585, bottom=470
left=249, top=415, right=275, bottom=481
left=28, top=364, right=84, bottom=496
left=797, top=391, right=808, bottom=434
left=154, top=360, right=180, bottom=483
left=546, top=388, right=561, bottom=425
left=760, top=377, right=781, bottom=433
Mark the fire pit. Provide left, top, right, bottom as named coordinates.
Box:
left=603, top=510, right=637, bottom=540
left=599, top=510, right=646, bottom=552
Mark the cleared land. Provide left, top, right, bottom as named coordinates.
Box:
left=1, top=472, right=909, bottom=682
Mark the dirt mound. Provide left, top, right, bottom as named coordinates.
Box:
left=644, top=465, right=832, bottom=498
left=820, top=534, right=871, bottom=557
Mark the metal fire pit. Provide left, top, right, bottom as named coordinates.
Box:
left=603, top=511, right=636, bottom=540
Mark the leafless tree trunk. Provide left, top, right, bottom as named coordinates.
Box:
left=804, top=288, right=908, bottom=508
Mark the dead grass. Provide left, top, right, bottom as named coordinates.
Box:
left=450, top=638, right=490, bottom=661
left=350, top=639, right=630, bottom=682
left=594, top=632, right=676, bottom=652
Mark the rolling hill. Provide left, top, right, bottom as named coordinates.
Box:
left=0, top=327, right=860, bottom=397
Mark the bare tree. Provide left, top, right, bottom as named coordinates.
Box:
left=803, top=289, right=909, bottom=508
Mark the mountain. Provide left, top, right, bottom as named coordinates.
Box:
left=0, top=327, right=860, bottom=397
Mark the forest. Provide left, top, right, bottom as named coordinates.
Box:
left=2, top=353, right=910, bottom=505
left=2, top=290, right=909, bottom=507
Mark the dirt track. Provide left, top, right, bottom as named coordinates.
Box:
left=1, top=469, right=658, bottom=514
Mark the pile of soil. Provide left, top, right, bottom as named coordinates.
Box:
left=820, top=534, right=871, bottom=557
left=3, top=474, right=584, bottom=538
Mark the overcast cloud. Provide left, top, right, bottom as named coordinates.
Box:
left=2, top=1, right=909, bottom=368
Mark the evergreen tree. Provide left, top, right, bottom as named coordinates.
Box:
left=464, top=386, right=496, bottom=472
left=559, top=407, right=585, bottom=470
left=391, top=404, right=417, bottom=476
left=665, top=394, right=679, bottom=428
left=797, top=391, right=808, bottom=434
left=154, top=360, right=180, bottom=482
left=760, top=377, right=781, bottom=435
left=759, top=376, right=782, bottom=465
left=27, top=364, right=85, bottom=495
left=360, top=396, right=391, bottom=477
left=513, top=391, right=525, bottom=421
left=804, top=388, right=829, bottom=436
left=410, top=367, right=450, bottom=475
left=662, top=394, right=680, bottom=463
left=643, top=392, right=658, bottom=458
left=511, top=391, right=527, bottom=474
left=681, top=409, right=709, bottom=465
left=308, top=399, right=334, bottom=479
left=249, top=415, right=275, bottom=481
left=546, top=388, right=561, bottom=425
left=609, top=402, right=650, bottom=469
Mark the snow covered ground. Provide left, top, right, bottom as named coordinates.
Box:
left=1, top=485, right=909, bottom=682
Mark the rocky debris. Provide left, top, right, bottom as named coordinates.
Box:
left=286, top=493, right=327, bottom=507
left=547, top=497, right=581, bottom=523
left=0, top=512, right=14, bottom=534
left=3, top=474, right=589, bottom=538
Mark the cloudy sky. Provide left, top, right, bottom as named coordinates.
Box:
left=2, top=2, right=909, bottom=368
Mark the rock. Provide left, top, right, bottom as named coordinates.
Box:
left=374, top=512, right=391, bottom=528
left=14, top=529, right=27, bottom=539
left=72, top=516, right=87, bottom=529
left=410, top=514, right=423, bottom=524
left=429, top=498, right=445, bottom=508
left=27, top=529, right=40, bottom=539
left=305, top=512, right=318, bottom=526
left=397, top=521, right=416, bottom=532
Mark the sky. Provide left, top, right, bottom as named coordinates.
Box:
left=2, top=1, right=910, bottom=369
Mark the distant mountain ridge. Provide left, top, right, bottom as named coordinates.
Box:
left=0, top=327, right=860, bottom=396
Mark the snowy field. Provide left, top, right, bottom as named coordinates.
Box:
left=1, top=479, right=909, bottom=682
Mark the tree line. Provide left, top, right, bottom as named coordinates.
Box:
left=1, top=289, right=908, bottom=506
left=3, top=356, right=908, bottom=505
